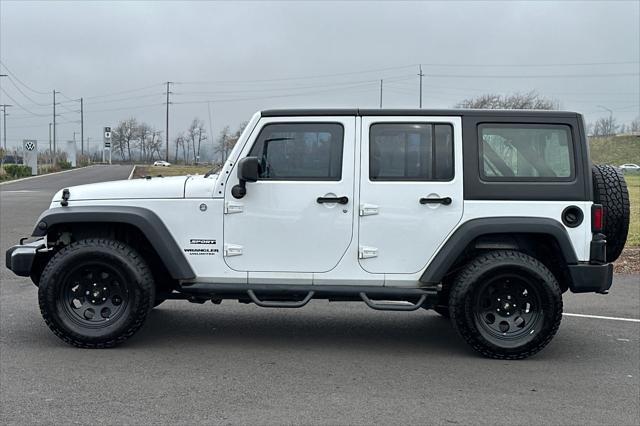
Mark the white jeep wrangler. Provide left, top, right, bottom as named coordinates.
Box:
left=6, top=109, right=630, bottom=359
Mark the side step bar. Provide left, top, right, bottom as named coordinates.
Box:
left=178, top=282, right=438, bottom=310
left=359, top=293, right=426, bottom=311
left=247, top=290, right=315, bottom=308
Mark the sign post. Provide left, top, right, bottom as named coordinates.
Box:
left=103, top=127, right=112, bottom=164
left=23, top=139, right=38, bottom=175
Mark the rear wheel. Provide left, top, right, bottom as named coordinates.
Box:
left=449, top=250, right=562, bottom=359
left=592, top=164, right=630, bottom=262
left=38, top=239, right=155, bottom=348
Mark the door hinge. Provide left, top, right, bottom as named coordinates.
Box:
left=359, top=246, right=378, bottom=259
left=224, top=201, right=244, bottom=214
left=224, top=244, right=243, bottom=257
left=359, top=203, right=379, bottom=216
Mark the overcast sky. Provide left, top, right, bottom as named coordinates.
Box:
left=0, top=0, right=638, bottom=152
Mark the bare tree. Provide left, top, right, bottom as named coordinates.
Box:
left=111, top=118, right=139, bottom=162
left=137, top=122, right=152, bottom=162
left=592, top=116, right=618, bottom=137
left=630, top=116, right=640, bottom=134
left=185, top=118, right=208, bottom=164
left=456, top=91, right=559, bottom=110
left=173, top=134, right=188, bottom=163
left=213, top=122, right=247, bottom=162
left=147, top=130, right=163, bottom=161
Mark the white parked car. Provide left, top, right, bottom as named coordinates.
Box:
left=619, top=163, right=640, bottom=171
left=6, top=108, right=631, bottom=359
left=153, top=161, right=171, bottom=167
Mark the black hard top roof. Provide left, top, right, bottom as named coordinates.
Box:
left=261, top=108, right=579, bottom=118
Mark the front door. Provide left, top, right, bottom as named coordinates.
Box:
left=224, top=117, right=356, bottom=273
left=358, top=116, right=463, bottom=274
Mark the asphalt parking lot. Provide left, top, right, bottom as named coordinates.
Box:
left=1, top=166, right=638, bottom=425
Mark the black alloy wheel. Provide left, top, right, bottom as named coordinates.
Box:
left=59, top=262, right=130, bottom=328
left=449, top=250, right=563, bottom=359
left=38, top=239, right=155, bottom=348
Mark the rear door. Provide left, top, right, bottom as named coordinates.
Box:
left=223, top=116, right=356, bottom=273
left=358, top=116, right=463, bottom=274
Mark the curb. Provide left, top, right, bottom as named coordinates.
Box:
left=0, top=165, right=94, bottom=186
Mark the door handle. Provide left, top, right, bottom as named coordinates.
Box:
left=419, top=197, right=452, bottom=205
left=317, top=196, right=349, bottom=205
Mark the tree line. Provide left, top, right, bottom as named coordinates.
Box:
left=107, top=118, right=248, bottom=164
left=457, top=91, right=640, bottom=137
left=106, top=93, right=637, bottom=164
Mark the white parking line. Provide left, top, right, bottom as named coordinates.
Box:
left=564, top=313, right=640, bottom=323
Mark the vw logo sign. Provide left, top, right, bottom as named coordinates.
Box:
left=25, top=141, right=36, bottom=151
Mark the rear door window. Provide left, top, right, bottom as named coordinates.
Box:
left=369, top=123, right=454, bottom=181
left=479, top=124, right=574, bottom=180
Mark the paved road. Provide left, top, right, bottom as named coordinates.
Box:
left=1, top=166, right=638, bottom=425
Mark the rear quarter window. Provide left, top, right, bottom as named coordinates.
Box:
left=479, top=123, right=574, bottom=181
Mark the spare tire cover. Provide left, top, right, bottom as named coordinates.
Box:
left=591, top=164, right=630, bottom=262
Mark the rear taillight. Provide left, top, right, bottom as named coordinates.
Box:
left=592, top=204, right=604, bottom=233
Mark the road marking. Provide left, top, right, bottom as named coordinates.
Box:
left=0, top=165, right=93, bottom=186
left=1, top=190, right=40, bottom=193
left=564, top=313, right=640, bottom=323
left=128, top=165, right=136, bottom=180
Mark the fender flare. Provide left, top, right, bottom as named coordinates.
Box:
left=420, top=217, right=578, bottom=284
left=32, top=206, right=195, bottom=280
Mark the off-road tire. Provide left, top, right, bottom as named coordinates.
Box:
left=592, top=164, right=630, bottom=262
left=38, top=239, right=155, bottom=348
left=449, top=250, right=563, bottom=360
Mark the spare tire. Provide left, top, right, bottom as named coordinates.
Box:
left=592, top=164, right=630, bottom=262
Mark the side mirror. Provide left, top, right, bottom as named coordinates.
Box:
left=232, top=156, right=260, bottom=199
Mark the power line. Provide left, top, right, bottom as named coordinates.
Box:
left=174, top=60, right=638, bottom=85
left=173, top=76, right=414, bottom=97
left=82, top=83, right=165, bottom=100
left=0, top=61, right=49, bottom=94
left=81, top=92, right=164, bottom=105
left=0, top=89, right=49, bottom=116
left=175, top=65, right=416, bottom=85
left=83, top=102, right=165, bottom=113
left=4, top=77, right=50, bottom=106
left=172, top=81, right=380, bottom=105
left=417, top=60, right=639, bottom=68
left=419, top=72, right=639, bottom=79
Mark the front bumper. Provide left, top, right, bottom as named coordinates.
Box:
left=568, top=262, right=613, bottom=294
left=5, top=239, right=46, bottom=277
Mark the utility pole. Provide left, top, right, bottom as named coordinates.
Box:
left=165, top=82, right=172, bottom=162
left=80, top=97, right=84, bottom=155
left=0, top=105, right=11, bottom=150
left=379, top=79, right=383, bottom=109
left=418, top=64, right=424, bottom=108
left=48, top=123, right=52, bottom=152
left=0, top=75, right=7, bottom=151
left=52, top=90, right=59, bottom=154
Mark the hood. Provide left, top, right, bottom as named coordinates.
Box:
left=52, top=175, right=190, bottom=202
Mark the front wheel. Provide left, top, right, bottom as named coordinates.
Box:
left=449, top=250, right=562, bottom=360
left=38, top=239, right=155, bottom=348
